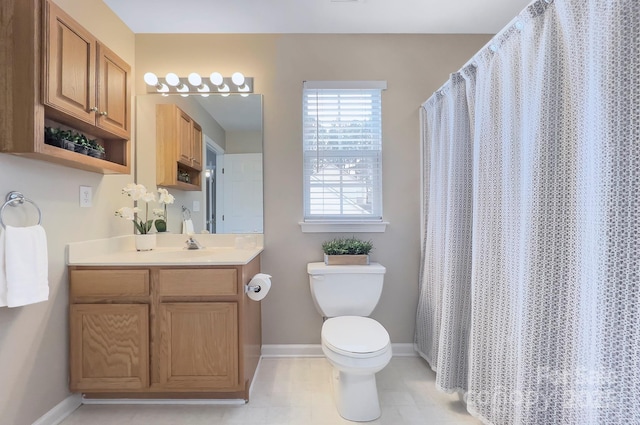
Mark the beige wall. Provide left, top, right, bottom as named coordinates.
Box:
left=225, top=131, right=262, bottom=154
left=0, top=1, right=135, bottom=424
left=135, top=34, right=491, bottom=345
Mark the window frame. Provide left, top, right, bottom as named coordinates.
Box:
left=300, top=80, right=389, bottom=233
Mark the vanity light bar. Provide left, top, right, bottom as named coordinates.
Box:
left=143, top=72, right=253, bottom=97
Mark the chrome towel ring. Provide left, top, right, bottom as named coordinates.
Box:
left=0, top=191, right=42, bottom=229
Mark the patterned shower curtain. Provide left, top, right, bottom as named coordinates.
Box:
left=416, top=1, right=640, bottom=424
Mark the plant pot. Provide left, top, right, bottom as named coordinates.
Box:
left=88, top=148, right=105, bottom=159
left=324, top=254, right=370, bottom=265
left=135, top=233, right=156, bottom=251
left=63, top=139, right=76, bottom=151
left=73, top=144, right=89, bottom=155
left=45, top=137, right=64, bottom=148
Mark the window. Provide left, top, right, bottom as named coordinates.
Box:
left=302, top=81, right=387, bottom=231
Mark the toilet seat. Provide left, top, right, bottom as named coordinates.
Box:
left=322, top=316, right=390, bottom=359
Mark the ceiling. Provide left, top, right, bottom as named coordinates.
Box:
left=103, top=0, right=532, bottom=34
left=195, top=95, right=262, bottom=132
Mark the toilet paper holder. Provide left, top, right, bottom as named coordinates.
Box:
left=246, top=284, right=262, bottom=293
left=245, top=273, right=272, bottom=294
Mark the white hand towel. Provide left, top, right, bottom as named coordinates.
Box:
left=182, top=219, right=195, bottom=235
left=3, top=225, right=49, bottom=307
left=0, top=230, right=7, bottom=307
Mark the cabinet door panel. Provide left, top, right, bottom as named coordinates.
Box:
left=159, top=302, right=239, bottom=389
left=177, top=110, right=193, bottom=166
left=97, top=43, right=130, bottom=138
left=70, top=304, right=149, bottom=391
left=44, top=1, right=95, bottom=124
left=192, top=123, right=203, bottom=171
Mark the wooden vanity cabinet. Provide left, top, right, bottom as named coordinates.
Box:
left=0, top=0, right=131, bottom=174
left=156, top=269, right=239, bottom=390
left=68, top=269, right=150, bottom=392
left=156, top=104, right=203, bottom=191
left=68, top=257, right=261, bottom=400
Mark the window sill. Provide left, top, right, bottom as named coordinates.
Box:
left=299, top=221, right=389, bottom=233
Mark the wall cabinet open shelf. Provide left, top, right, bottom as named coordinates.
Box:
left=0, top=0, right=131, bottom=175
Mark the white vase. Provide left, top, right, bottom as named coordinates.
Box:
left=135, top=233, right=156, bottom=251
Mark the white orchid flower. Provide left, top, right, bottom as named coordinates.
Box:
left=153, top=208, right=165, bottom=217
left=115, top=206, right=135, bottom=221
left=158, top=188, right=175, bottom=205
left=141, top=192, right=156, bottom=203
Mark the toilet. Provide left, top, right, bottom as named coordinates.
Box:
left=307, top=262, right=392, bottom=422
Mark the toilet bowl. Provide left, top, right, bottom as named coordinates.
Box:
left=321, top=316, right=392, bottom=422
left=308, top=262, right=391, bottom=422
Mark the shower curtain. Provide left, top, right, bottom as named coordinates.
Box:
left=416, top=1, right=640, bottom=424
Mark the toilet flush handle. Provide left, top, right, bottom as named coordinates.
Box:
left=311, top=275, right=325, bottom=281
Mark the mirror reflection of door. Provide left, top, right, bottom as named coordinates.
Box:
left=205, top=143, right=218, bottom=233
left=220, top=153, right=263, bottom=233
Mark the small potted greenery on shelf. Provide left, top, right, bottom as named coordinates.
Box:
left=87, top=139, right=106, bottom=159
left=44, top=127, right=75, bottom=150
left=322, top=236, right=373, bottom=265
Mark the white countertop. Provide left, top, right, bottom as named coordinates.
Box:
left=68, top=234, right=263, bottom=266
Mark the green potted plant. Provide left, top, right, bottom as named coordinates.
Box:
left=87, top=139, right=106, bottom=159
left=44, top=126, right=63, bottom=148
left=71, top=132, right=90, bottom=155
left=322, top=237, right=373, bottom=265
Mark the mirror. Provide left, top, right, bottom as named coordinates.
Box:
left=135, top=94, right=263, bottom=234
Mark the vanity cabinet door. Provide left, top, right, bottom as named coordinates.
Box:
left=69, top=304, right=149, bottom=392
left=44, top=0, right=96, bottom=125
left=158, top=302, right=239, bottom=390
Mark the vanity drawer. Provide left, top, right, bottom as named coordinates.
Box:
left=159, top=269, right=237, bottom=296
left=70, top=269, right=150, bottom=298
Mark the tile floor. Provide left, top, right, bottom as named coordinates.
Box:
left=61, top=356, right=483, bottom=425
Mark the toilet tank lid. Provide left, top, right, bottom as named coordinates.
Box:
left=308, top=262, right=386, bottom=275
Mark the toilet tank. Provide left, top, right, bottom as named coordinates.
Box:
left=307, top=262, right=386, bottom=318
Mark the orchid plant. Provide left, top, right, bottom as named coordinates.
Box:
left=115, top=184, right=158, bottom=234
left=153, top=188, right=175, bottom=232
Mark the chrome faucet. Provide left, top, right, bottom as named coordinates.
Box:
left=185, top=236, right=204, bottom=250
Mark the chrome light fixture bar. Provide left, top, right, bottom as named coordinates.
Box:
left=143, top=72, right=254, bottom=97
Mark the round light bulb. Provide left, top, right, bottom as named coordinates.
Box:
left=231, top=72, right=245, bottom=86
left=188, top=72, right=202, bottom=86
left=209, top=72, right=224, bottom=86
left=177, top=84, right=189, bottom=97
left=198, top=84, right=210, bottom=97
left=143, top=72, right=158, bottom=86
left=165, top=72, right=180, bottom=86
left=157, top=83, right=169, bottom=93
left=218, top=84, right=230, bottom=97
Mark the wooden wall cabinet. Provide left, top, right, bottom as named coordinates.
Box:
left=156, top=104, right=203, bottom=191
left=0, top=0, right=131, bottom=174
left=68, top=257, right=262, bottom=400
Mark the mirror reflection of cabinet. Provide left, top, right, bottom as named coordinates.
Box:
left=156, top=104, right=203, bottom=191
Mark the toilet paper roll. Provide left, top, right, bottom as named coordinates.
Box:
left=246, top=273, right=272, bottom=301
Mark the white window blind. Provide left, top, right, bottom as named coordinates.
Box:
left=303, top=81, right=385, bottom=222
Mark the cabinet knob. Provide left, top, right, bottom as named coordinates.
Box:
left=89, top=107, right=98, bottom=112
left=100, top=111, right=108, bottom=117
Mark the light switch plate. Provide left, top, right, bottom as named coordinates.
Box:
left=193, top=200, right=200, bottom=212
left=79, top=186, right=92, bottom=208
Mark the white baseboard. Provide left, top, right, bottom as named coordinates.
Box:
left=32, top=394, right=82, bottom=425
left=81, top=398, right=245, bottom=405
left=261, top=343, right=417, bottom=358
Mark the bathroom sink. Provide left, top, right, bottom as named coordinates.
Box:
left=138, top=248, right=229, bottom=261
